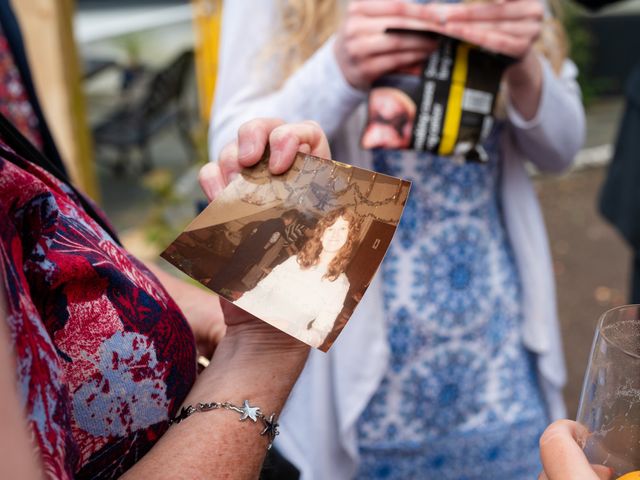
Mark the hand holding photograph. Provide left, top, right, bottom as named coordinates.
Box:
left=162, top=152, right=410, bottom=351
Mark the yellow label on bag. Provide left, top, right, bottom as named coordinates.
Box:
left=438, top=43, right=470, bottom=156
left=619, top=471, right=640, bottom=480
left=361, top=31, right=515, bottom=162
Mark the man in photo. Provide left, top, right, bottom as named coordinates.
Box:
left=210, top=209, right=299, bottom=292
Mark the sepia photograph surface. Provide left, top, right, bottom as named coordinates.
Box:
left=162, top=152, right=411, bottom=351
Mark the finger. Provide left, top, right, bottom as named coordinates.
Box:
left=448, top=20, right=542, bottom=38
left=541, top=465, right=611, bottom=480
left=346, top=32, right=438, bottom=61
left=443, top=23, right=531, bottom=57
left=350, top=1, right=456, bottom=28
left=360, top=49, right=432, bottom=81
left=539, top=420, right=605, bottom=480
left=236, top=117, right=286, bottom=166
left=217, top=141, right=242, bottom=184
left=346, top=15, right=446, bottom=37
left=198, top=161, right=226, bottom=202
left=268, top=121, right=331, bottom=174
left=441, top=1, right=544, bottom=22
left=591, top=465, right=614, bottom=480
left=349, top=0, right=438, bottom=19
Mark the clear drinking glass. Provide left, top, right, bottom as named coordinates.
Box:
left=576, top=304, right=640, bottom=477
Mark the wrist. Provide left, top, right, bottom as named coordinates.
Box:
left=505, top=51, right=543, bottom=121
left=188, top=321, right=309, bottom=411
left=333, top=38, right=366, bottom=91
left=217, top=321, right=309, bottom=365
left=505, top=50, right=541, bottom=90
left=169, top=399, right=280, bottom=450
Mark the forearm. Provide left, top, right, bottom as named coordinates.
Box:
left=504, top=54, right=585, bottom=173
left=505, top=51, right=543, bottom=122
left=122, top=324, right=309, bottom=479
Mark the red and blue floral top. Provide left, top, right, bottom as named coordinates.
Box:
left=0, top=141, right=197, bottom=478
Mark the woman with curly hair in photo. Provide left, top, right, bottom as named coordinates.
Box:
left=234, top=207, right=361, bottom=348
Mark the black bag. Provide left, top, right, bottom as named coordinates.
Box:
left=260, top=447, right=300, bottom=480
left=599, top=63, right=640, bottom=250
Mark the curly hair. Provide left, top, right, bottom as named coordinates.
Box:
left=297, top=207, right=361, bottom=281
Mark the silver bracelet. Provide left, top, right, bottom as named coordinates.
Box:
left=169, top=400, right=279, bottom=449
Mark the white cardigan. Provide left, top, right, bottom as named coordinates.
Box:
left=210, top=3, right=586, bottom=478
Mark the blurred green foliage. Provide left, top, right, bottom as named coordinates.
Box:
left=141, top=121, right=210, bottom=251
left=142, top=168, right=179, bottom=248
left=562, top=0, right=612, bottom=105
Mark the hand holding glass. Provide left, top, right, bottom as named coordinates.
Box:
left=577, top=305, right=640, bottom=478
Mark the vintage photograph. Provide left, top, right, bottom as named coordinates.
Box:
left=162, top=152, right=411, bottom=351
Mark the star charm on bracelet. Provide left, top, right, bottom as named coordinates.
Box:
left=260, top=413, right=279, bottom=439
left=169, top=399, right=279, bottom=449
left=239, top=400, right=261, bottom=422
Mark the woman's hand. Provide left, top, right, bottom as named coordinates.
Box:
left=199, top=118, right=331, bottom=201
left=334, top=0, right=442, bottom=90
left=538, top=420, right=613, bottom=480
left=435, top=0, right=544, bottom=59
left=198, top=118, right=333, bottom=358
left=333, top=0, right=547, bottom=118
left=431, top=0, right=546, bottom=119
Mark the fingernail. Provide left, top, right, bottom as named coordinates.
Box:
left=205, top=179, right=223, bottom=201
left=238, top=140, right=256, bottom=159
left=270, top=153, right=284, bottom=173
left=438, top=6, right=448, bottom=25
left=298, top=143, right=311, bottom=155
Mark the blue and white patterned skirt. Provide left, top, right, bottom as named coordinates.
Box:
left=355, top=147, right=549, bottom=479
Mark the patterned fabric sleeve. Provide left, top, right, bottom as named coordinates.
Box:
left=0, top=23, right=43, bottom=149
left=0, top=193, right=78, bottom=478
left=0, top=153, right=197, bottom=478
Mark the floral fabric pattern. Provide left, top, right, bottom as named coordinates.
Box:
left=0, top=144, right=196, bottom=479
left=356, top=128, right=549, bottom=479
left=0, top=24, right=42, bottom=149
